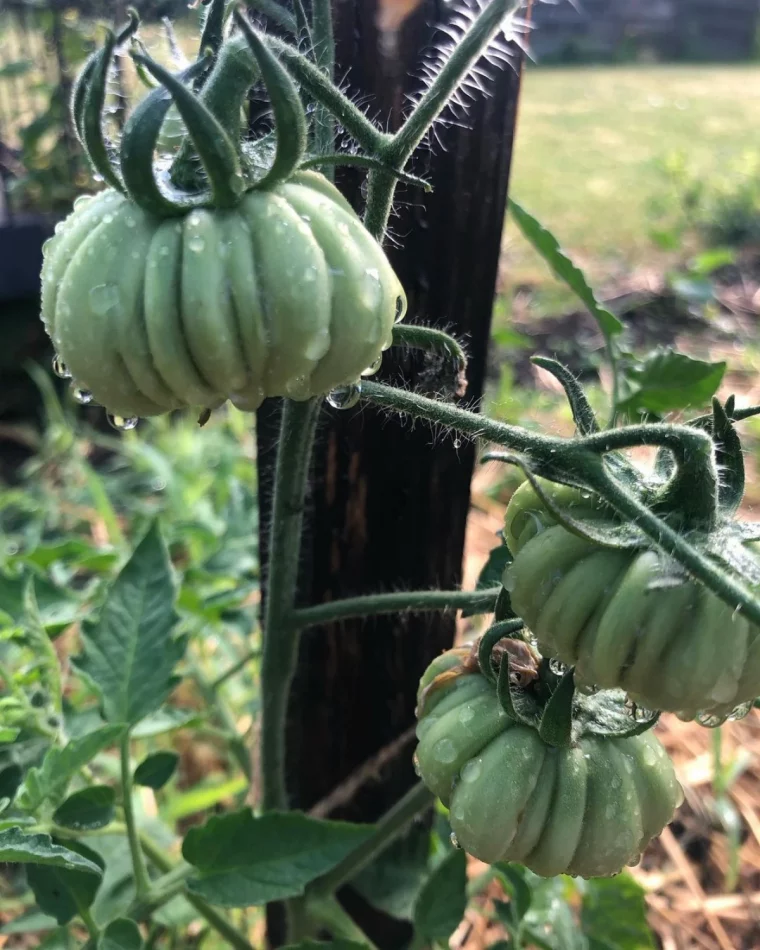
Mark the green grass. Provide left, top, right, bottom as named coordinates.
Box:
left=506, top=64, right=760, bottom=288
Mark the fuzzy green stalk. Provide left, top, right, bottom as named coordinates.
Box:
left=311, top=0, right=336, bottom=161
left=120, top=732, right=152, bottom=899
left=360, top=381, right=760, bottom=627
left=291, top=586, right=500, bottom=629
left=261, top=398, right=323, bottom=811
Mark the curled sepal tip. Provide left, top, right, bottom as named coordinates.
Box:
left=121, top=55, right=213, bottom=217
left=537, top=668, right=575, bottom=747
left=531, top=356, right=600, bottom=436
left=234, top=9, right=307, bottom=188
left=130, top=52, right=243, bottom=212
left=477, top=619, right=526, bottom=684
left=81, top=32, right=126, bottom=192
left=497, top=652, right=541, bottom=728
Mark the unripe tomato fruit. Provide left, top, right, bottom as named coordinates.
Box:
left=41, top=171, right=406, bottom=416
left=504, top=478, right=760, bottom=720
left=415, top=649, right=682, bottom=878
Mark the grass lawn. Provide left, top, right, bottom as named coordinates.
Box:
left=504, top=64, right=760, bottom=291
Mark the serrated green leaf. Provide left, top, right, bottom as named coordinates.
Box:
left=462, top=543, right=511, bottom=618
left=509, top=199, right=623, bottom=338
left=183, top=810, right=374, bottom=907
left=53, top=786, right=116, bottom=831
left=98, top=918, right=143, bottom=950
left=413, top=848, right=467, bottom=943
left=133, top=751, right=179, bottom=790
left=17, top=724, right=124, bottom=811
left=27, top=839, right=105, bottom=926
left=0, top=828, right=103, bottom=873
left=618, top=349, right=726, bottom=417
left=73, top=524, right=184, bottom=726
left=0, top=572, right=79, bottom=634
left=581, top=875, right=655, bottom=950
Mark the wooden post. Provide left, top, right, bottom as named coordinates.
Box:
left=257, top=1, right=529, bottom=944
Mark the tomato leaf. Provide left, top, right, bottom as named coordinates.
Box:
left=134, top=751, right=179, bottom=790
left=617, top=348, right=726, bottom=417
left=0, top=828, right=103, bottom=873
left=509, top=199, right=623, bottom=339
left=183, top=810, right=374, bottom=907
left=494, top=863, right=533, bottom=924
left=73, top=524, right=185, bottom=726
left=26, top=839, right=105, bottom=925
left=17, top=724, right=124, bottom=812
left=521, top=876, right=586, bottom=950
left=52, top=786, right=116, bottom=831
left=412, top=848, right=467, bottom=944
left=580, top=875, right=655, bottom=950
left=98, top=918, right=144, bottom=950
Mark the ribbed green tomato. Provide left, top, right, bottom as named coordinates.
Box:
left=41, top=171, right=406, bottom=416
left=503, top=478, right=760, bottom=720
left=415, top=651, right=682, bottom=878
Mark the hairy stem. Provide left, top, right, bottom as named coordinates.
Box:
left=310, top=781, right=434, bottom=897
left=120, top=732, right=152, bottom=899
left=291, top=587, right=500, bottom=629
left=261, top=398, right=322, bottom=811
left=360, top=381, right=760, bottom=626
left=311, top=0, right=336, bottom=160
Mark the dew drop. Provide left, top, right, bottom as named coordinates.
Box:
left=158, top=245, right=171, bottom=258
left=549, top=658, right=567, bottom=676
left=102, top=212, right=114, bottom=224
left=54, top=221, right=65, bottom=235
left=107, top=414, right=139, bottom=431
left=696, top=711, right=728, bottom=728
left=453, top=438, right=462, bottom=449
left=188, top=236, right=206, bottom=254
left=728, top=701, right=753, bottom=722
left=502, top=566, right=517, bottom=592
left=458, top=705, right=476, bottom=725
left=450, top=831, right=461, bottom=849
left=412, top=752, right=421, bottom=777
left=452, top=801, right=465, bottom=821
left=89, top=283, right=122, bottom=317
left=52, top=355, right=71, bottom=379
left=395, top=295, right=406, bottom=322
left=71, top=386, right=94, bottom=405
left=433, top=738, right=457, bottom=764
left=125, top=215, right=137, bottom=229
left=303, top=327, right=330, bottom=361
left=461, top=759, right=482, bottom=784
left=73, top=194, right=91, bottom=210
left=93, top=172, right=105, bottom=183
left=362, top=355, right=383, bottom=377
left=327, top=382, right=361, bottom=410
left=42, top=238, right=53, bottom=255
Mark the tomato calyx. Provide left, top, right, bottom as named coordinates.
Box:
left=476, top=627, right=660, bottom=748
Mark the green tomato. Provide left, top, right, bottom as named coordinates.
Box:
left=503, top=478, right=760, bottom=720
left=415, top=649, right=682, bottom=879
left=41, top=171, right=406, bottom=417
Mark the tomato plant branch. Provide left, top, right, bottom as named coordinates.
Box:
left=120, top=731, right=152, bottom=900
left=189, top=658, right=252, bottom=779
left=290, top=586, right=500, bottom=629
left=360, top=381, right=760, bottom=626
left=310, top=0, right=335, bottom=159
left=261, top=397, right=323, bottom=811
left=309, top=781, right=434, bottom=898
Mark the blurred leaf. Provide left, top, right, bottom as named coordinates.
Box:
left=689, top=248, right=735, bottom=276
left=183, top=810, right=374, bottom=907
left=19, top=540, right=118, bottom=573
left=162, top=774, right=248, bottom=822
left=350, top=827, right=430, bottom=921
left=133, top=751, right=179, bottom=790
left=509, top=200, right=623, bottom=338
left=130, top=707, right=199, bottom=739
left=492, top=326, right=532, bottom=350
left=73, top=524, right=184, bottom=726
left=0, top=728, right=20, bottom=743
left=0, top=60, right=34, bottom=78
left=581, top=875, right=655, bottom=950
left=0, top=828, right=102, bottom=872
left=522, top=876, right=587, bottom=950
left=98, top=918, right=143, bottom=950
left=53, top=786, right=116, bottom=831
left=669, top=276, right=714, bottom=305
left=0, top=572, right=79, bottom=632
left=463, top=542, right=511, bottom=618
left=413, top=849, right=467, bottom=944
left=494, top=862, right=532, bottom=924
left=17, top=724, right=124, bottom=811
left=27, top=839, right=105, bottom=926
left=1, top=910, right=58, bottom=936
left=0, top=764, right=23, bottom=801
left=618, top=349, right=726, bottom=417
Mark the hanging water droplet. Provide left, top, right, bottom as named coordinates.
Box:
left=549, top=658, right=567, bottom=676
left=675, top=710, right=694, bottom=723
left=433, top=737, right=457, bottom=764
left=52, top=355, right=71, bottom=379
left=71, top=386, right=94, bottom=405
left=89, top=283, right=122, bottom=317
left=696, top=710, right=728, bottom=728
left=461, top=759, right=482, bottom=784
left=54, top=221, right=65, bottom=235
left=188, top=236, right=206, bottom=254
left=42, top=238, right=53, bottom=255
left=361, top=354, right=383, bottom=377
left=635, top=704, right=655, bottom=723
left=395, top=295, right=406, bottom=322
left=93, top=172, right=105, bottom=183
left=450, top=831, right=461, bottom=849
left=327, top=381, right=361, bottom=410
left=107, top=414, right=139, bottom=431
left=412, top=752, right=421, bottom=777
left=728, top=701, right=753, bottom=722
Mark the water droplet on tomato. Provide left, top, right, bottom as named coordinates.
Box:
left=549, top=658, right=567, bottom=676
left=460, top=759, right=481, bottom=784
left=696, top=711, right=727, bottom=728
left=433, top=738, right=456, bottom=764
left=72, top=386, right=94, bottom=405
left=188, top=236, right=206, bottom=253
left=361, top=355, right=383, bottom=377
left=42, top=238, right=53, bottom=255
left=52, top=355, right=71, bottom=379
left=395, top=295, right=406, bottom=322
left=450, top=831, right=461, bottom=849
left=728, top=701, right=753, bottom=721
left=73, top=195, right=91, bottom=210
left=412, top=752, right=421, bottom=777
left=458, top=706, right=475, bottom=725
left=107, top=414, right=139, bottom=431
left=502, top=566, right=517, bottom=592
left=327, top=382, right=361, bottom=410
left=90, top=284, right=122, bottom=317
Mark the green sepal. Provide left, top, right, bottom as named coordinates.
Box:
left=493, top=586, right=515, bottom=623
left=71, top=53, right=99, bottom=144
left=82, top=34, right=124, bottom=191
left=234, top=11, right=308, bottom=187
left=131, top=51, right=243, bottom=210
left=497, top=653, right=541, bottom=728
left=199, top=0, right=228, bottom=59
left=477, top=619, right=526, bottom=683
left=531, top=357, right=599, bottom=436
left=120, top=55, right=212, bottom=216
left=537, top=668, right=574, bottom=747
